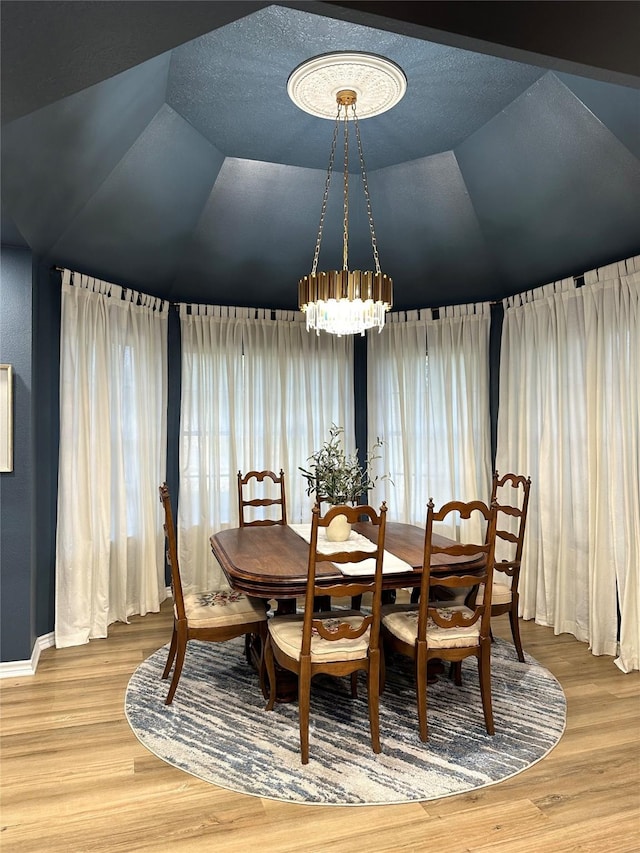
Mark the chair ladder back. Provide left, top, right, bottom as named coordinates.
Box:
left=158, top=483, right=186, bottom=621
left=491, top=471, right=532, bottom=566
left=301, top=503, right=387, bottom=657
left=237, top=469, right=287, bottom=527
left=417, top=498, right=498, bottom=641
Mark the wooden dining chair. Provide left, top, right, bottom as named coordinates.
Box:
left=159, top=483, right=269, bottom=704
left=237, top=468, right=287, bottom=662
left=264, top=502, right=387, bottom=765
left=237, top=469, right=287, bottom=527
left=481, top=471, right=532, bottom=661
left=381, top=498, right=498, bottom=742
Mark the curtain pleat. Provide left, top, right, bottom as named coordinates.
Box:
left=55, top=271, right=168, bottom=648
left=496, top=256, right=639, bottom=671
left=367, top=303, right=492, bottom=541
left=177, top=306, right=354, bottom=592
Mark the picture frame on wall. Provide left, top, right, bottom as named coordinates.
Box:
left=0, top=364, right=13, bottom=473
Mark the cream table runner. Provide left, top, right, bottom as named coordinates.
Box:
left=289, top=524, right=413, bottom=576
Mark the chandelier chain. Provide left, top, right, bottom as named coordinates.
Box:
left=294, top=58, right=399, bottom=336
left=311, top=106, right=341, bottom=276
left=342, top=106, right=350, bottom=271
left=352, top=105, right=381, bottom=275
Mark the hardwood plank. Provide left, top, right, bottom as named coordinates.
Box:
left=469, top=810, right=640, bottom=853
left=1, top=603, right=638, bottom=853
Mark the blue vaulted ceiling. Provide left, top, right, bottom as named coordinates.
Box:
left=1, top=1, right=639, bottom=311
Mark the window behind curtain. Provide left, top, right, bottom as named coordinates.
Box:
left=177, top=306, right=354, bottom=591
left=496, top=257, right=640, bottom=672
left=367, top=304, right=491, bottom=540
left=55, top=272, right=168, bottom=648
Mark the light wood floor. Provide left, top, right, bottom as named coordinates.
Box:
left=1, top=601, right=639, bottom=853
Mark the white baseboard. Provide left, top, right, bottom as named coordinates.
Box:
left=0, top=631, right=55, bottom=679
left=0, top=595, right=172, bottom=679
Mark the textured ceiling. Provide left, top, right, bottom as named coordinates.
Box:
left=2, top=1, right=639, bottom=311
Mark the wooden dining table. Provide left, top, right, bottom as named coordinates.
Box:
left=210, top=521, right=486, bottom=606
left=211, top=521, right=485, bottom=700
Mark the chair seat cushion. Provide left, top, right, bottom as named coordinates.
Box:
left=182, top=590, right=267, bottom=629
left=478, top=581, right=513, bottom=605
left=382, top=604, right=480, bottom=649
left=268, top=614, right=370, bottom=662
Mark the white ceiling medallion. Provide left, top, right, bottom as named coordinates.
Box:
left=287, top=52, right=407, bottom=120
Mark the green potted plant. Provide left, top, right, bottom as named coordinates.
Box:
left=299, top=424, right=390, bottom=540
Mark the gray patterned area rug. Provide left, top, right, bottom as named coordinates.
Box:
left=125, top=637, right=566, bottom=806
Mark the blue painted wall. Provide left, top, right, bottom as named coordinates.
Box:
left=0, top=247, right=36, bottom=662
left=33, top=263, right=61, bottom=637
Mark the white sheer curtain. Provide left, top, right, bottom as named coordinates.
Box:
left=55, top=270, right=168, bottom=648
left=367, top=303, right=492, bottom=541
left=496, top=256, right=639, bottom=672
left=178, top=305, right=354, bottom=591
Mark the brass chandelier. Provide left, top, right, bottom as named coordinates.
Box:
left=287, top=53, right=406, bottom=336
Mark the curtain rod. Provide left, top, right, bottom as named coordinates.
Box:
left=50, top=266, right=587, bottom=305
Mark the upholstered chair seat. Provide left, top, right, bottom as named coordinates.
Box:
left=382, top=604, right=482, bottom=649
left=181, top=590, right=267, bottom=629
left=475, top=580, right=512, bottom=607
left=267, top=613, right=371, bottom=663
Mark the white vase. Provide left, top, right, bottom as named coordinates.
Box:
left=326, top=513, right=352, bottom=542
